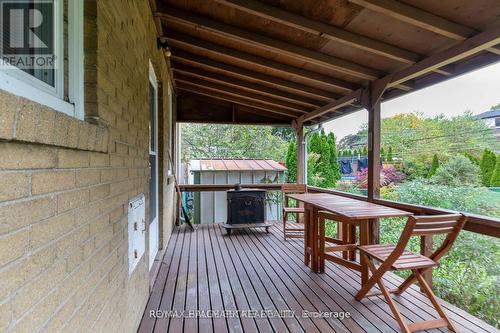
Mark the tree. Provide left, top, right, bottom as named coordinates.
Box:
left=431, top=155, right=481, bottom=187
left=285, top=141, right=297, bottom=182
left=480, top=149, right=497, bottom=186
left=490, top=103, right=500, bottom=110
left=272, top=127, right=295, bottom=142
left=181, top=124, right=288, bottom=162
left=490, top=157, right=500, bottom=187
left=380, top=147, right=386, bottom=162
left=387, top=146, right=394, bottom=162
left=362, top=146, right=368, bottom=156
left=427, top=154, right=439, bottom=178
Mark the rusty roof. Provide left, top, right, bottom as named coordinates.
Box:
left=190, top=159, right=287, bottom=171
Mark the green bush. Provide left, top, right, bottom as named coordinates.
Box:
left=491, top=157, right=500, bottom=187
left=431, top=155, right=480, bottom=187
left=480, top=149, right=497, bottom=186
left=427, top=154, right=439, bottom=178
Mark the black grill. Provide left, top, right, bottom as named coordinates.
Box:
left=227, top=189, right=266, bottom=225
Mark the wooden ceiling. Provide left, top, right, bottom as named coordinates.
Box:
left=151, top=0, right=500, bottom=126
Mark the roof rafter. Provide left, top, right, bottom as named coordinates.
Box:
left=301, top=24, right=500, bottom=123
left=166, top=31, right=356, bottom=94
left=171, top=62, right=321, bottom=109
left=171, top=49, right=339, bottom=102
left=177, top=83, right=298, bottom=120
left=156, top=7, right=384, bottom=80
left=175, top=76, right=307, bottom=115
left=214, top=0, right=420, bottom=64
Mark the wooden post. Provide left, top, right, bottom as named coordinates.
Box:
left=295, top=122, right=305, bottom=223
left=420, top=235, right=434, bottom=290
left=295, top=124, right=305, bottom=184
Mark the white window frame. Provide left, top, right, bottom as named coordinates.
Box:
left=0, top=0, right=84, bottom=119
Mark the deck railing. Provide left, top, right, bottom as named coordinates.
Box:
left=177, top=183, right=500, bottom=287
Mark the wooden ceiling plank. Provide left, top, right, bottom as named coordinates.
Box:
left=175, top=76, right=307, bottom=115
left=215, top=0, right=420, bottom=64
left=301, top=24, right=500, bottom=123
left=171, top=49, right=339, bottom=102
left=177, top=83, right=297, bottom=119
left=387, top=25, right=500, bottom=88
left=156, top=7, right=384, bottom=80
left=349, top=0, right=474, bottom=40
left=167, top=31, right=357, bottom=93
left=171, top=62, right=321, bottom=109
left=348, top=0, right=500, bottom=56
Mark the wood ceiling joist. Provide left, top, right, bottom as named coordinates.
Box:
left=156, top=7, right=384, bottom=80
left=171, top=62, right=321, bottom=109
left=349, top=0, right=500, bottom=55
left=167, top=31, right=358, bottom=94
left=171, top=49, right=339, bottom=102
left=302, top=24, right=500, bottom=123
left=176, top=83, right=298, bottom=119
left=214, top=0, right=420, bottom=64
left=174, top=76, right=307, bottom=116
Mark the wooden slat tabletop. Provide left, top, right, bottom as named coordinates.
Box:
left=287, top=193, right=412, bottom=220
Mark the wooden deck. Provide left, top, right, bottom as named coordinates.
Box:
left=138, top=223, right=498, bottom=333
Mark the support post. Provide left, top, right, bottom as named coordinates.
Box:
left=420, top=235, right=434, bottom=290
left=295, top=124, right=305, bottom=184
left=365, top=77, right=390, bottom=244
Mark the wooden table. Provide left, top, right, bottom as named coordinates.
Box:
left=288, top=193, right=412, bottom=284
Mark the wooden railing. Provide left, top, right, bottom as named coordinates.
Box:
left=178, top=183, right=500, bottom=287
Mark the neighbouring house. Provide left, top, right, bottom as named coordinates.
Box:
left=476, top=108, right=500, bottom=140
left=188, top=159, right=286, bottom=223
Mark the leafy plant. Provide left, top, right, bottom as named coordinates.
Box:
left=387, top=146, right=394, bottom=162
left=480, top=149, right=497, bottom=186
left=431, top=155, right=480, bottom=187
left=491, top=157, right=500, bottom=187
left=427, top=154, right=439, bottom=178
left=355, top=167, right=406, bottom=188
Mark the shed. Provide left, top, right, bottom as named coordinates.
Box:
left=189, top=159, right=287, bottom=223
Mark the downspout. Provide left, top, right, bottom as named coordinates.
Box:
left=302, top=124, right=323, bottom=185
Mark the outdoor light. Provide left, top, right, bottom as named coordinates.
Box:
left=156, top=37, right=171, bottom=57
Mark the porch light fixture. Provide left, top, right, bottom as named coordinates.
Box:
left=156, top=37, right=171, bottom=57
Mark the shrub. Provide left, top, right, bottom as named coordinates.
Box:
left=427, top=154, right=439, bottom=178
left=387, top=146, right=393, bottom=162
left=355, top=167, right=405, bottom=188
left=491, top=157, right=500, bottom=187
left=480, top=149, right=497, bottom=186
left=431, top=155, right=480, bottom=187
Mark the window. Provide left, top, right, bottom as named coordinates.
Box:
left=0, top=0, right=84, bottom=119
left=495, top=117, right=500, bottom=128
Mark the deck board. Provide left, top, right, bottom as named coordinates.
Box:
left=138, top=224, right=499, bottom=333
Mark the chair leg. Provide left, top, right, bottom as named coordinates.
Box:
left=395, top=266, right=432, bottom=294
left=375, top=270, right=411, bottom=332
left=348, top=224, right=356, bottom=261
left=414, top=269, right=459, bottom=332
left=342, top=224, right=349, bottom=259
left=319, top=216, right=325, bottom=273
left=355, top=253, right=383, bottom=300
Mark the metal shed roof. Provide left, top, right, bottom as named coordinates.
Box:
left=190, top=159, right=287, bottom=171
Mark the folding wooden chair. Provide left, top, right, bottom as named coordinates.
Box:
left=281, top=184, right=307, bottom=240
left=355, top=214, right=467, bottom=333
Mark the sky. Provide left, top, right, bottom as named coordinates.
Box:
left=323, top=62, right=500, bottom=139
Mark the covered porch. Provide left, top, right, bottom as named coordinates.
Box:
left=138, top=223, right=497, bottom=333
left=145, top=0, right=500, bottom=332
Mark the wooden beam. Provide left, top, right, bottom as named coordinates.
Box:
left=157, top=7, right=384, bottom=80
left=386, top=25, right=500, bottom=88
left=167, top=31, right=357, bottom=94
left=171, top=62, right=321, bottom=109
left=176, top=82, right=299, bottom=119
left=174, top=73, right=308, bottom=114
left=177, top=92, right=290, bottom=125
left=296, top=89, right=364, bottom=124
left=215, top=0, right=420, bottom=64
left=171, top=49, right=340, bottom=102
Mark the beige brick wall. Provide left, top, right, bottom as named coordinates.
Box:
left=0, top=0, right=176, bottom=332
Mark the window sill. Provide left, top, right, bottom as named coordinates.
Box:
left=0, top=71, right=79, bottom=119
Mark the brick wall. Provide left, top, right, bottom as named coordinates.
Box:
left=0, top=0, right=175, bottom=332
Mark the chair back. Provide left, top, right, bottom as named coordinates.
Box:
left=388, top=214, right=467, bottom=266
left=281, top=183, right=307, bottom=207
left=281, top=183, right=307, bottom=194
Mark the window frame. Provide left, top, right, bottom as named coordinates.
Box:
left=0, top=0, right=84, bottom=119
